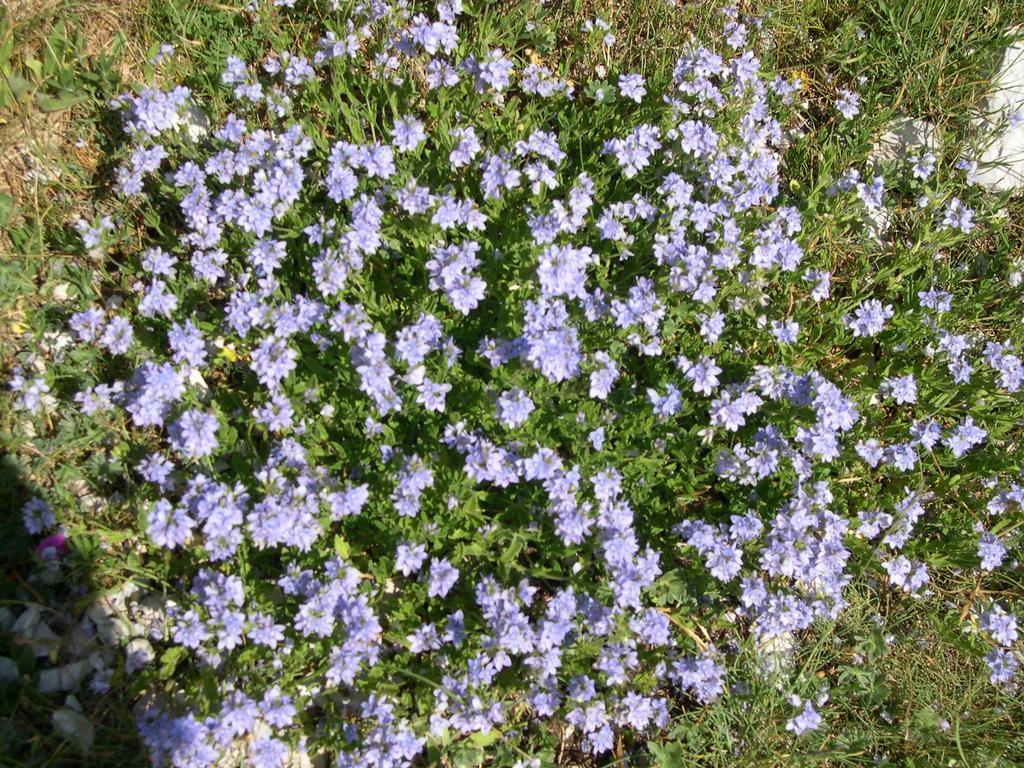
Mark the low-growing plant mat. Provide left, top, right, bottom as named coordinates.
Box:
left=2, top=0, right=1024, bottom=766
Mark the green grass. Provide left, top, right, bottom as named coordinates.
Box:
left=768, top=0, right=1023, bottom=126
left=649, top=581, right=1024, bottom=767
left=1, top=0, right=1023, bottom=765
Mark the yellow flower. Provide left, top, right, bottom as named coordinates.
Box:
left=214, top=337, right=240, bottom=362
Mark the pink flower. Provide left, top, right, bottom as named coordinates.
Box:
left=37, top=533, right=68, bottom=558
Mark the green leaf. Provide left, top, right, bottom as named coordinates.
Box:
left=499, top=535, right=524, bottom=565
left=647, top=740, right=685, bottom=768
left=7, top=73, right=33, bottom=102
left=452, top=746, right=483, bottom=768
left=910, top=705, right=943, bottom=733
left=35, top=90, right=87, bottom=112
left=468, top=729, right=501, bottom=748
left=23, top=58, right=43, bottom=81
left=334, top=534, right=351, bottom=559
left=158, top=646, right=188, bottom=680
left=0, top=193, right=13, bottom=229
left=0, top=36, right=14, bottom=75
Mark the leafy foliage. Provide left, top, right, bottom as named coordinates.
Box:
left=3, top=1, right=1024, bottom=766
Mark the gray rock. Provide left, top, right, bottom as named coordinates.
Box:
left=125, top=638, right=156, bottom=673
left=757, top=630, right=798, bottom=681
left=860, top=117, right=938, bottom=247
left=12, top=605, right=61, bottom=658
left=977, top=31, right=1024, bottom=190
left=862, top=201, right=893, bottom=248
left=182, top=104, right=210, bottom=142
left=66, top=617, right=99, bottom=658
left=132, top=594, right=174, bottom=640
left=870, top=117, right=939, bottom=168
left=0, top=656, right=19, bottom=684
left=87, top=591, right=134, bottom=646
left=37, top=659, right=93, bottom=694
left=52, top=707, right=94, bottom=752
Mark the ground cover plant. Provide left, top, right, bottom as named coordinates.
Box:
left=3, top=0, right=1024, bottom=766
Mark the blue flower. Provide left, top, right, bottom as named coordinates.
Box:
left=785, top=700, right=822, bottom=736
left=427, top=557, right=459, bottom=598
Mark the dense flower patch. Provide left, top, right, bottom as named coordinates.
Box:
left=8, top=1, right=1024, bottom=765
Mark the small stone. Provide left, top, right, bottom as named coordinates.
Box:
left=12, top=605, right=61, bottom=658
left=861, top=116, right=937, bottom=247
left=87, top=591, right=135, bottom=646
left=183, top=105, right=210, bottom=141
left=67, top=478, right=91, bottom=497
left=125, top=638, right=155, bottom=673
left=757, top=631, right=798, bottom=681
left=215, top=720, right=271, bottom=768
left=132, top=594, right=174, bottom=640
left=0, top=657, right=19, bottom=684
left=870, top=117, right=938, bottom=168
left=52, top=707, right=94, bottom=752
left=66, top=617, right=98, bottom=658
left=37, top=659, right=92, bottom=694
left=188, top=367, right=210, bottom=396
left=862, top=202, right=892, bottom=248
left=213, top=739, right=246, bottom=768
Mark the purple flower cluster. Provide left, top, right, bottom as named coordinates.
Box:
left=16, top=2, right=1020, bottom=765
left=426, top=240, right=487, bottom=314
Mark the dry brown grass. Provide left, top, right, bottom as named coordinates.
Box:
left=543, top=0, right=725, bottom=84
left=0, top=0, right=149, bottom=248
